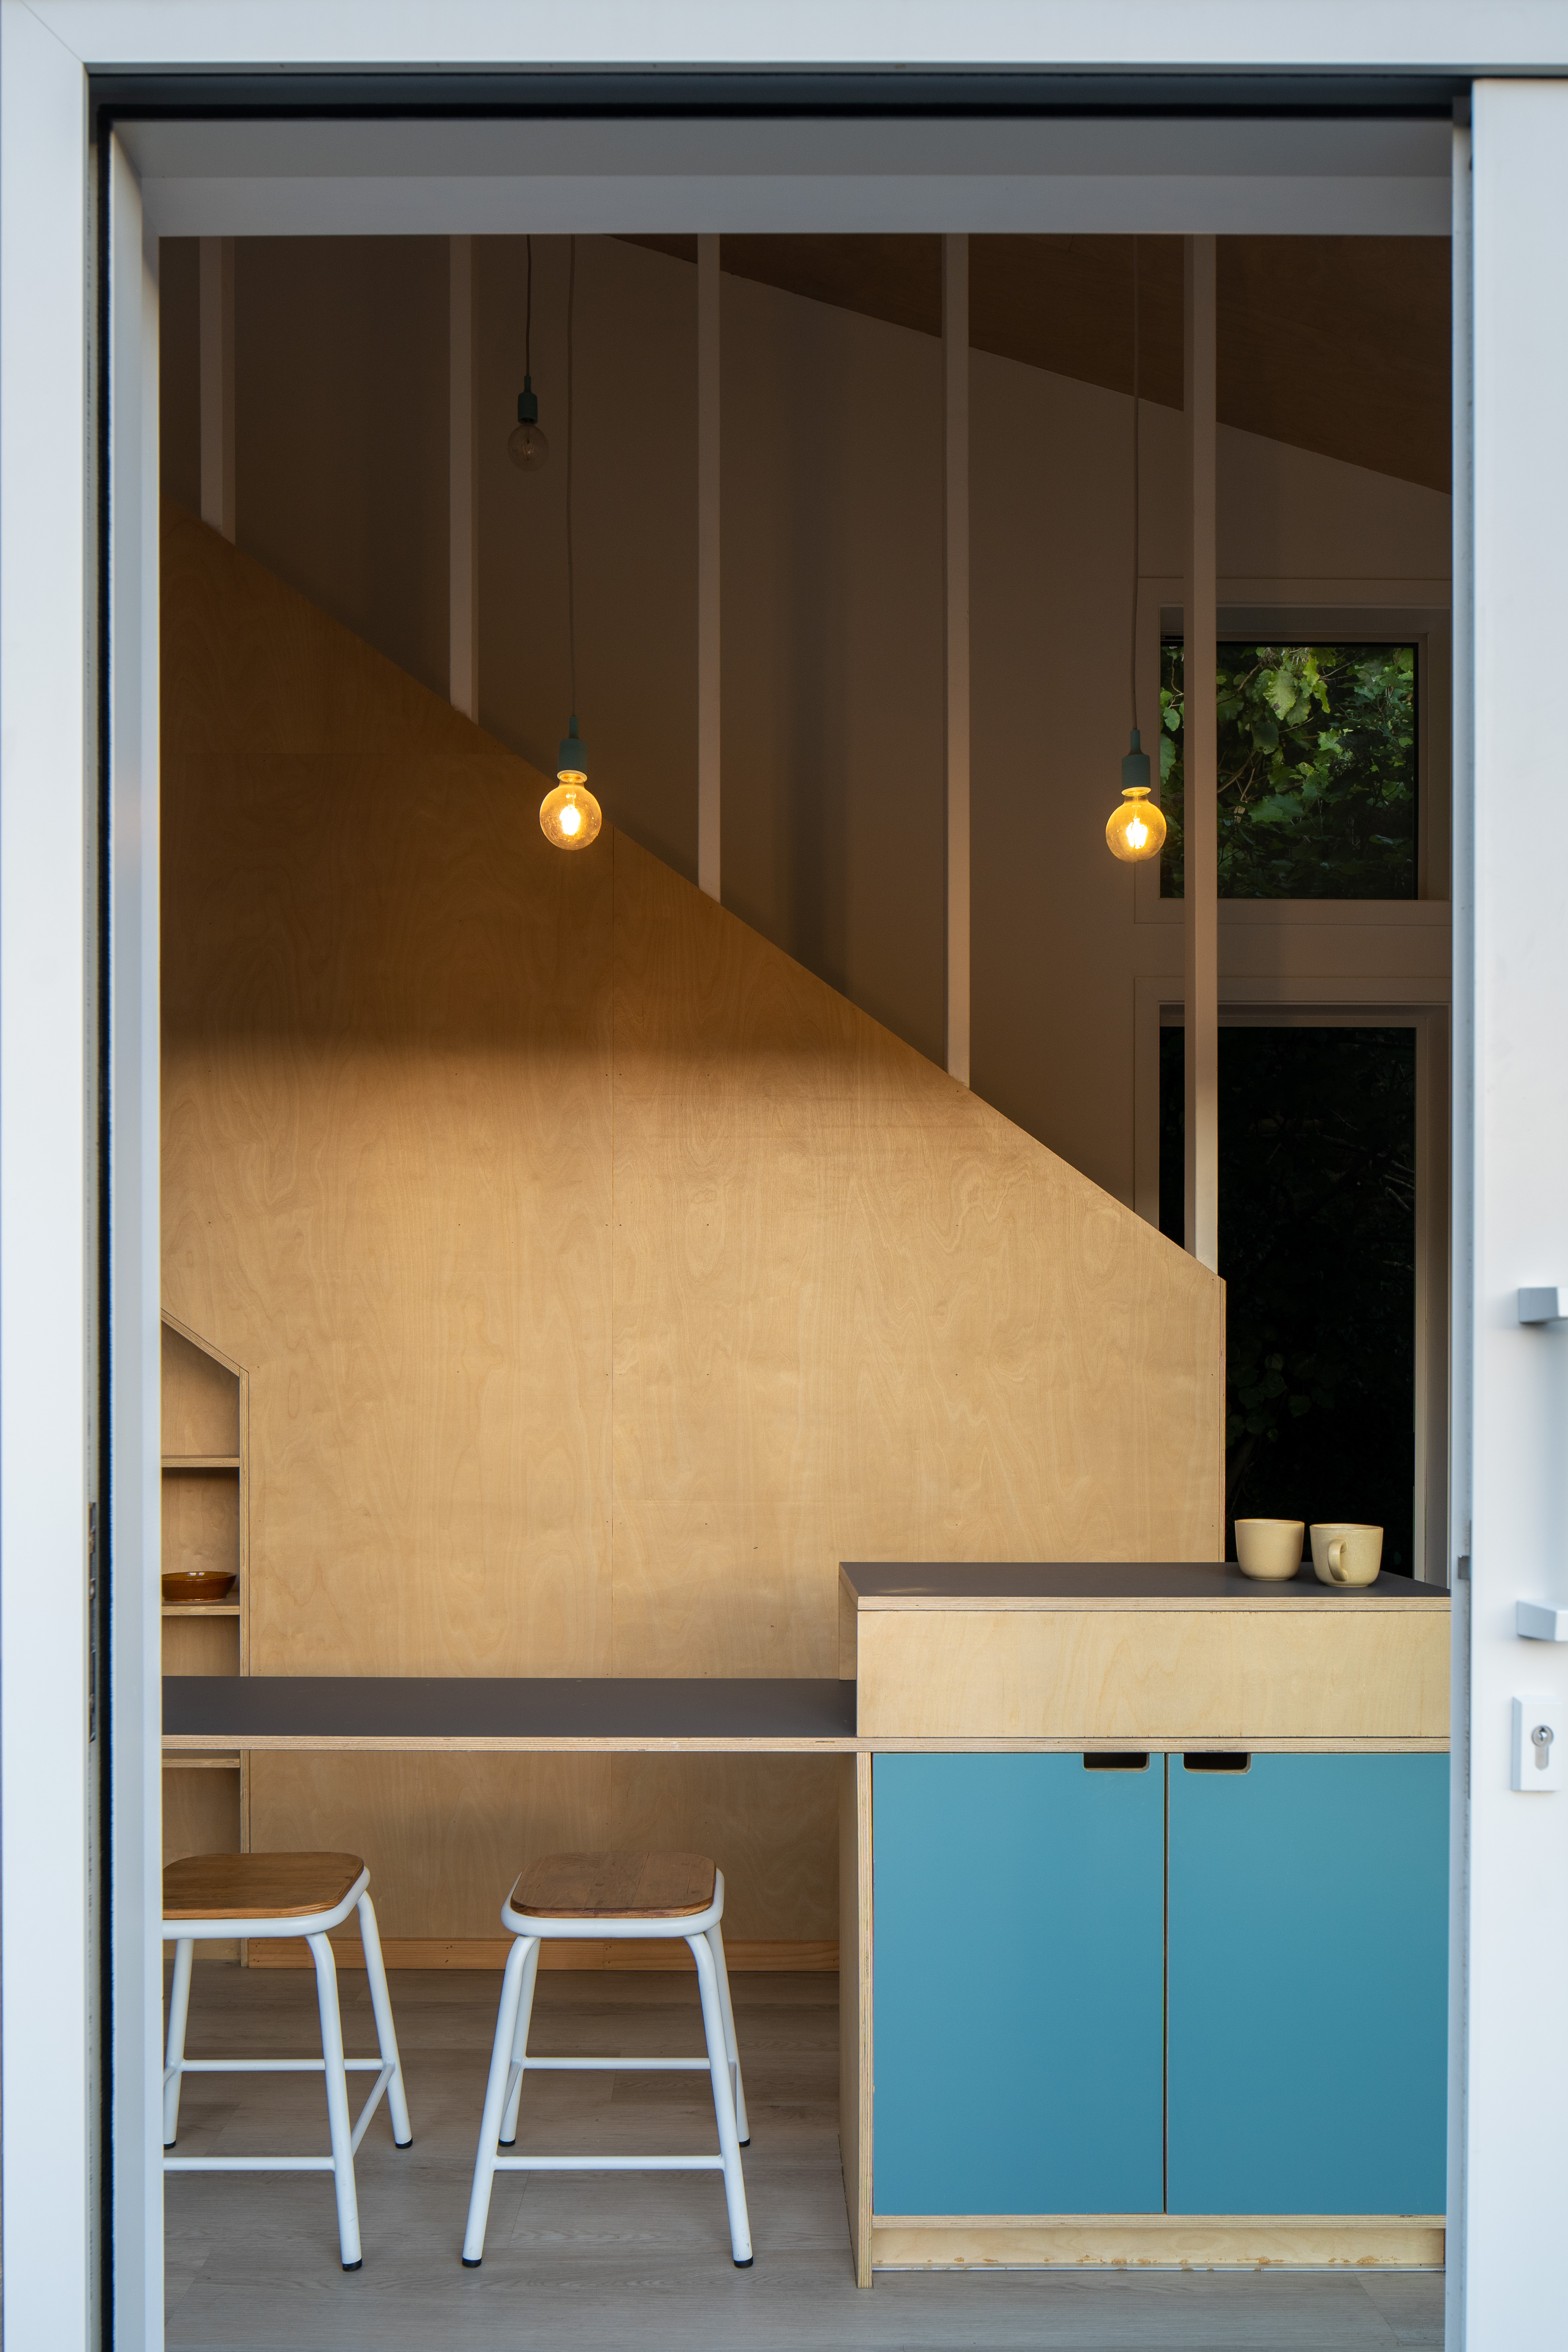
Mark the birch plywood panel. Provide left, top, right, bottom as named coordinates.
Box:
left=610, top=840, right=1224, bottom=1674
left=161, top=502, right=1224, bottom=1946
left=855, top=1607, right=1451, bottom=1742
left=162, top=525, right=615, bottom=1680
left=163, top=1766, right=241, bottom=1867
left=245, top=1750, right=838, bottom=1943
left=246, top=1752, right=614, bottom=1940
left=161, top=1469, right=240, bottom=1584
left=162, top=1322, right=241, bottom=1456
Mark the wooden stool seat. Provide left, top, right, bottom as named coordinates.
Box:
left=163, top=1850, right=367, bottom=1922
left=512, top=1849, right=717, bottom=1920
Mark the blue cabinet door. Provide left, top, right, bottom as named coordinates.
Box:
left=873, top=1753, right=1164, bottom=2215
left=1167, top=1752, right=1448, bottom=2215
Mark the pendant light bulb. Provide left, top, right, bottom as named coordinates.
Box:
left=540, top=718, right=602, bottom=851
left=1105, top=731, right=1167, bottom=863
left=508, top=377, right=550, bottom=472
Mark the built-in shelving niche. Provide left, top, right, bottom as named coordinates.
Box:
left=161, top=1311, right=250, bottom=1957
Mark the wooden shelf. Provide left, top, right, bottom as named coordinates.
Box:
left=162, top=1455, right=240, bottom=1470
left=162, top=1602, right=240, bottom=1616
left=164, top=1752, right=241, bottom=1771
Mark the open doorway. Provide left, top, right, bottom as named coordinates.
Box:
left=1162, top=1020, right=1422, bottom=1569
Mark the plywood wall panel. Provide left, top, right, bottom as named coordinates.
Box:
left=162, top=1470, right=241, bottom=1584
left=244, top=1752, right=839, bottom=1944
left=162, top=499, right=474, bottom=762
left=162, top=503, right=1223, bottom=1942
left=164, top=1768, right=241, bottom=1866
left=162, top=1616, right=240, bottom=1677
left=162, top=1322, right=241, bottom=1455
left=163, top=533, right=618, bottom=1680
left=247, top=1752, right=615, bottom=1939
left=609, top=837, right=1224, bottom=1676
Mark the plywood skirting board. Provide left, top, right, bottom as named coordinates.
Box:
left=160, top=499, right=1225, bottom=1946
left=243, top=1936, right=838, bottom=1972
left=868, top=2215, right=1445, bottom=2271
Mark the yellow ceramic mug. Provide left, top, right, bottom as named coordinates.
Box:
left=1234, top=1519, right=1305, bottom=1581
left=1310, top=1522, right=1384, bottom=1588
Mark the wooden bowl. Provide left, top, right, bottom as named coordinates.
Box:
left=162, top=1571, right=236, bottom=1605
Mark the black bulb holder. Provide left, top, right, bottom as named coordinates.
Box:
left=1122, top=728, right=1152, bottom=794
left=518, top=376, right=540, bottom=425
left=557, top=715, right=588, bottom=782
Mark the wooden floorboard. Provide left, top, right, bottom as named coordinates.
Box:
left=164, top=1968, right=1441, bottom=2351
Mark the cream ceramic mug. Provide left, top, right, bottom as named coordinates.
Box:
left=1310, top=1522, right=1384, bottom=1588
left=1234, top=1519, right=1305, bottom=1581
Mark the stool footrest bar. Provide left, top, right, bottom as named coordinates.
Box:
left=166, top=2057, right=386, bottom=2074
left=489, top=2154, right=728, bottom=2172
left=521, top=2055, right=712, bottom=2071
left=164, top=2157, right=339, bottom=2173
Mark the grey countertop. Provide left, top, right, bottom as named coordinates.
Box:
left=841, top=1561, right=1449, bottom=1605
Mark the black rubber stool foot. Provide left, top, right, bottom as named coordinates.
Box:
left=738, top=2137, right=750, bottom=2148
left=462, top=2256, right=483, bottom=2269
left=395, top=2136, right=413, bottom=2150
left=341, top=2260, right=363, bottom=2273
left=499, top=2136, right=515, bottom=2147
left=734, top=2257, right=753, bottom=2269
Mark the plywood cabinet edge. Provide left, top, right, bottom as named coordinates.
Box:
left=838, top=1569, right=860, bottom=1683
left=838, top=1752, right=874, bottom=2288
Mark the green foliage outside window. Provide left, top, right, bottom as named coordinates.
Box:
left=1158, top=642, right=1417, bottom=899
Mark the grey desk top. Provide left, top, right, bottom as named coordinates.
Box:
left=163, top=1675, right=860, bottom=1751
left=841, top=1561, right=1449, bottom=1605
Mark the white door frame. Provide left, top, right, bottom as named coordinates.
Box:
left=5, top=9, right=1567, bottom=2346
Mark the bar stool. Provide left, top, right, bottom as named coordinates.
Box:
left=462, top=1850, right=752, bottom=2268
left=162, top=1851, right=412, bottom=2271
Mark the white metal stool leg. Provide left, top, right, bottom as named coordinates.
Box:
left=162, top=1937, right=195, bottom=2148
left=705, top=1921, right=749, bottom=2146
left=689, top=1932, right=753, bottom=2266
left=356, top=1894, right=412, bottom=2148
left=461, top=1934, right=532, bottom=2266
left=499, top=1935, right=541, bottom=2147
left=309, top=1931, right=364, bottom=2271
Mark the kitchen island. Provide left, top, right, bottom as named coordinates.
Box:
left=837, top=1562, right=1451, bottom=2280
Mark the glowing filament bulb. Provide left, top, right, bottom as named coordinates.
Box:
left=1106, top=736, right=1167, bottom=866
left=558, top=802, right=582, bottom=838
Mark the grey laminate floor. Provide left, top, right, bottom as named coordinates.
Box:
left=164, top=1968, right=1442, bottom=2352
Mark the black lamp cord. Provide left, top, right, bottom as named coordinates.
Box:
left=525, top=234, right=533, bottom=379
left=1130, top=232, right=1140, bottom=736
left=566, top=234, right=577, bottom=717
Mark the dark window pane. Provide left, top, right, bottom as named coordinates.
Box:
left=1158, top=642, right=1417, bottom=900
left=1159, top=1025, right=1417, bottom=1572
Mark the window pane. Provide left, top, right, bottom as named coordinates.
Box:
left=1158, top=643, right=1418, bottom=900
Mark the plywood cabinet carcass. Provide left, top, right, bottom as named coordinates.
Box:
left=865, top=1748, right=1448, bottom=2272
